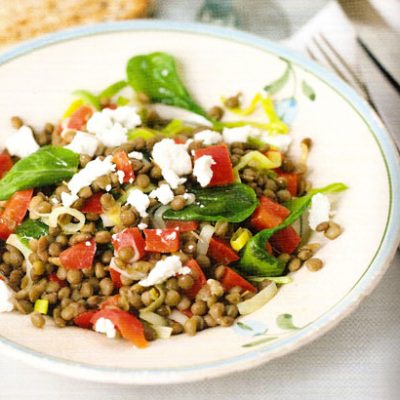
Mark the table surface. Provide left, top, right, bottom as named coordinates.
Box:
left=1, top=1, right=400, bottom=398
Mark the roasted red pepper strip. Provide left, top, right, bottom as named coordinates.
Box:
left=74, top=311, right=97, bottom=329
left=0, top=152, right=13, bottom=178
left=112, top=150, right=134, bottom=184
left=184, top=259, right=207, bottom=299
left=59, top=239, right=96, bottom=270
left=270, top=226, right=301, bottom=254
left=81, top=192, right=104, bottom=214
left=111, top=228, right=146, bottom=261
left=194, top=144, right=234, bottom=186
left=0, top=189, right=33, bottom=240
left=67, top=105, right=93, bottom=130
left=220, top=267, right=256, bottom=293
left=144, top=229, right=180, bottom=253
left=207, top=237, right=240, bottom=265
left=109, top=268, right=122, bottom=289
left=90, top=309, right=148, bottom=348
left=250, top=196, right=290, bottom=231
left=164, top=220, right=199, bottom=232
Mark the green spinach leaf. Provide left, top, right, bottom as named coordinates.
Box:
left=163, top=184, right=258, bottom=223
left=0, top=146, right=80, bottom=200
left=126, top=52, right=208, bottom=117
left=239, top=182, right=347, bottom=276
left=16, top=220, right=49, bottom=245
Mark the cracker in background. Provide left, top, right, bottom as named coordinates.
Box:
left=0, top=0, right=150, bottom=46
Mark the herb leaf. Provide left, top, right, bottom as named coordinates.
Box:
left=239, top=182, right=347, bottom=276
left=98, top=80, right=128, bottom=100
left=264, top=60, right=291, bottom=95
left=127, top=52, right=208, bottom=117
left=301, top=80, right=316, bottom=101
left=16, top=220, right=49, bottom=245
left=72, top=89, right=101, bottom=110
left=163, top=184, right=258, bottom=223
left=0, top=146, right=80, bottom=200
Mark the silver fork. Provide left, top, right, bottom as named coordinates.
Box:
left=306, top=33, right=376, bottom=108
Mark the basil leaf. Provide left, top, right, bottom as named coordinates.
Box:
left=0, top=146, right=80, bottom=200
left=163, top=184, right=258, bottom=223
left=301, top=80, right=316, bottom=101
left=264, top=60, right=291, bottom=95
left=239, top=182, right=347, bottom=276
left=16, top=220, right=49, bottom=245
left=98, top=80, right=128, bottom=100
left=126, top=52, right=208, bottom=117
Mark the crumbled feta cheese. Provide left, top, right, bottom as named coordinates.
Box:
left=5, top=125, right=39, bottom=158
left=64, top=131, right=99, bottom=156
left=139, top=255, right=191, bottom=287
left=259, top=133, right=293, bottom=152
left=193, top=155, right=215, bottom=187
left=149, top=184, right=174, bottom=205
left=309, top=193, right=331, bottom=230
left=61, top=155, right=116, bottom=207
left=152, top=139, right=192, bottom=189
left=126, top=189, right=150, bottom=217
left=138, top=222, right=148, bottom=230
left=194, top=130, right=223, bottom=145
left=222, top=125, right=260, bottom=144
left=128, top=151, right=144, bottom=160
left=105, top=184, right=112, bottom=192
left=85, top=241, right=91, bottom=247
left=116, top=170, right=125, bottom=184
left=87, top=106, right=140, bottom=147
left=0, top=280, right=14, bottom=313
left=104, top=106, right=141, bottom=130
left=94, top=317, right=116, bottom=339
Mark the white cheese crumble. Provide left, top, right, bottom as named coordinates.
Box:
left=116, top=170, right=125, bottom=184
left=309, top=193, right=331, bottom=230
left=0, top=280, right=14, bottom=313
left=61, top=155, right=116, bottom=207
left=259, top=133, right=293, bottom=152
left=5, top=125, right=39, bottom=158
left=194, top=130, right=223, bottom=145
left=152, top=139, right=192, bottom=189
left=128, top=151, right=144, bottom=160
left=64, top=131, right=98, bottom=157
left=193, top=155, right=215, bottom=187
left=86, top=106, right=141, bottom=147
left=149, top=184, right=174, bottom=205
left=94, top=317, right=116, bottom=339
left=222, top=125, right=260, bottom=144
left=139, top=255, right=191, bottom=287
left=126, top=189, right=150, bottom=217
left=222, top=125, right=292, bottom=151
left=138, top=222, right=148, bottom=230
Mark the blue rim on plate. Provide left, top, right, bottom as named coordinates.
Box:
left=0, top=20, right=399, bottom=384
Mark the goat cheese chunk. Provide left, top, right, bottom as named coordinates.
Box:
left=259, top=133, right=293, bottom=152
left=193, top=155, right=215, bottom=187
left=139, top=255, right=191, bottom=287
left=0, top=280, right=14, bottom=313
left=222, top=125, right=260, bottom=144
left=152, top=139, right=192, bottom=189
left=126, top=189, right=150, bottom=217
left=5, top=125, right=39, bottom=158
left=94, top=318, right=116, bottom=339
left=87, top=106, right=141, bottom=147
left=309, top=193, right=331, bottom=230
left=61, top=155, right=116, bottom=207
left=65, top=131, right=98, bottom=156
left=194, top=130, right=223, bottom=145
left=128, top=151, right=144, bottom=160
left=149, top=184, right=174, bottom=205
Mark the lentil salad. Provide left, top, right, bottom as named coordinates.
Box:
left=0, top=52, right=346, bottom=347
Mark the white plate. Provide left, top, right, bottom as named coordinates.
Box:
left=0, top=21, right=399, bottom=385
